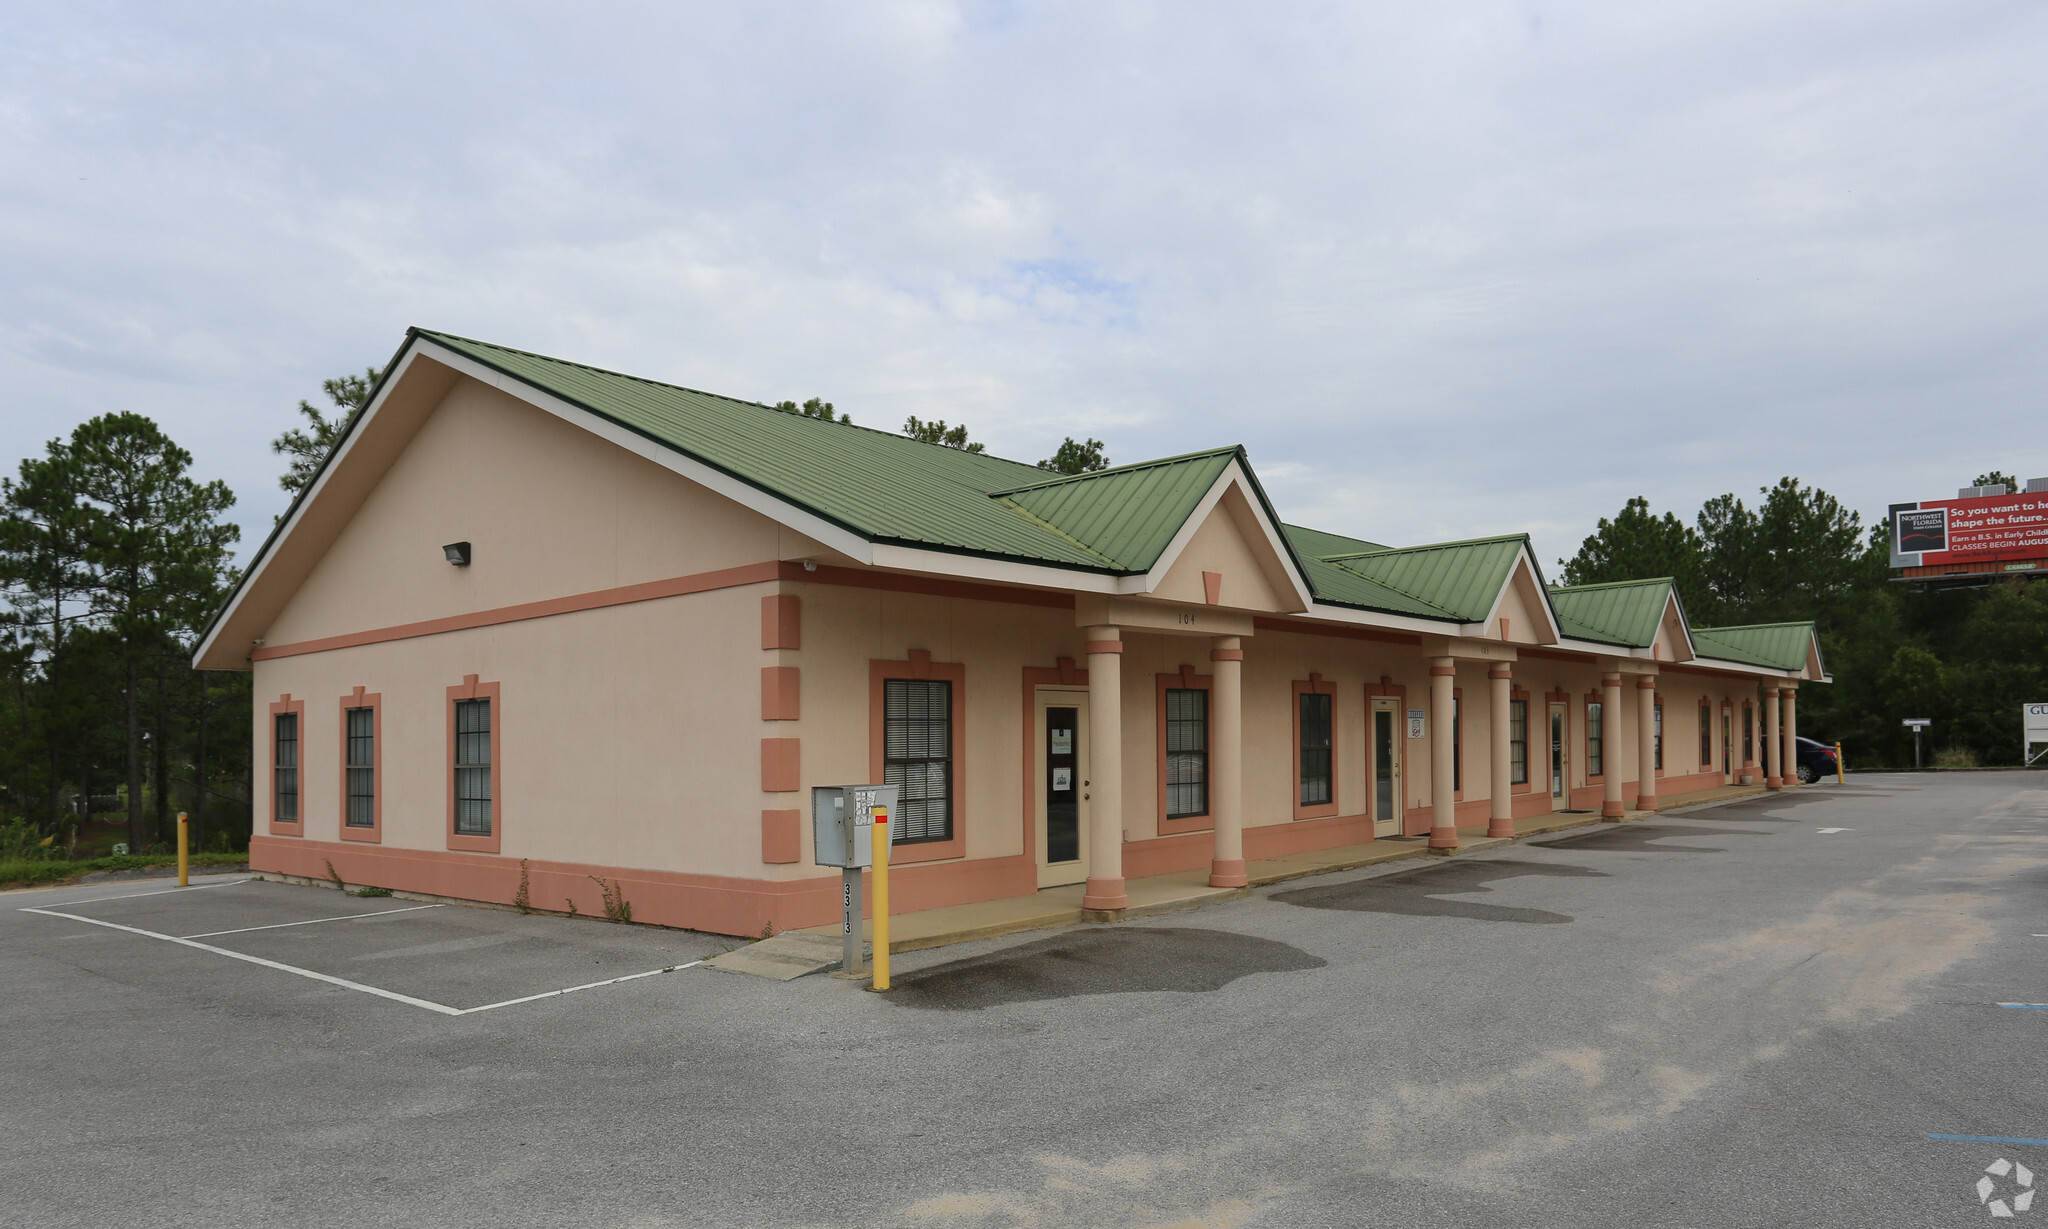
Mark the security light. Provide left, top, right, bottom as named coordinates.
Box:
left=444, top=541, right=472, bottom=566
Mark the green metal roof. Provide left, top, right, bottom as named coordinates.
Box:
left=1283, top=524, right=1391, bottom=558
left=416, top=330, right=1239, bottom=574
left=1546, top=578, right=1677, bottom=648
left=1300, top=535, right=1530, bottom=622
left=992, top=450, right=1242, bottom=574
left=1692, top=623, right=1818, bottom=673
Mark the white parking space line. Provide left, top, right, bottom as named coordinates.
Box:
left=1816, top=828, right=1852, bottom=834
left=22, top=903, right=703, bottom=1017
left=20, top=906, right=464, bottom=1015
left=32, top=878, right=251, bottom=908
left=181, top=904, right=443, bottom=939
left=459, top=963, right=700, bottom=1015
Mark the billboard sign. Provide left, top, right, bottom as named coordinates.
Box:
left=1890, top=490, right=2048, bottom=570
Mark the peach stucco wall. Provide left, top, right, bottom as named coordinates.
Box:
left=264, top=375, right=830, bottom=649
left=1150, top=490, right=1286, bottom=612
left=255, top=582, right=771, bottom=880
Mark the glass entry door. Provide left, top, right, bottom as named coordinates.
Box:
left=1036, top=691, right=1089, bottom=888
left=1548, top=703, right=1569, bottom=810
left=1722, top=710, right=1734, bottom=783
left=1371, top=697, right=1401, bottom=837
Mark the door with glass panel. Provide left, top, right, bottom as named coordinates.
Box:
left=1370, top=697, right=1402, bottom=838
left=1548, top=702, right=1569, bottom=810
left=1722, top=708, right=1734, bottom=784
left=1035, top=691, right=1089, bottom=888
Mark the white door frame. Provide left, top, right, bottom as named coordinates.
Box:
left=1370, top=696, right=1402, bottom=838
left=1034, top=688, right=1090, bottom=888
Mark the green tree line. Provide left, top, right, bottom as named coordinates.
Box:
left=1562, top=476, right=2048, bottom=768
left=0, top=415, right=247, bottom=858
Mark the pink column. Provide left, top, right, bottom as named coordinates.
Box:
left=1601, top=672, right=1625, bottom=819
left=1487, top=664, right=1515, bottom=838
left=1083, top=626, right=1127, bottom=912
left=1764, top=687, right=1783, bottom=789
left=1208, top=636, right=1246, bottom=888
left=1783, top=684, right=1800, bottom=787
left=1636, top=675, right=1659, bottom=813
left=1428, top=658, right=1459, bottom=851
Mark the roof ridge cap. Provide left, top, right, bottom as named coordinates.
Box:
left=1694, top=620, right=1815, bottom=632
left=1548, top=577, right=1675, bottom=593
left=1349, top=532, right=1530, bottom=555
left=987, top=446, right=1241, bottom=497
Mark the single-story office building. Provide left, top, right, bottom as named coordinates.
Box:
left=195, top=330, right=1831, bottom=936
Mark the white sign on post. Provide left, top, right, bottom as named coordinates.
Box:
left=2025, top=704, right=2048, bottom=766
left=1407, top=710, right=1425, bottom=739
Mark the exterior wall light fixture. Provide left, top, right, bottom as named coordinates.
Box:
left=444, top=541, right=472, bottom=567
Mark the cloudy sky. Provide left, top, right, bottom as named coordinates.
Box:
left=5, top=1, right=2045, bottom=569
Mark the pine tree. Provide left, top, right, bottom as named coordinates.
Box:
left=67, top=414, right=238, bottom=852
left=1036, top=437, right=1109, bottom=475
left=273, top=368, right=380, bottom=496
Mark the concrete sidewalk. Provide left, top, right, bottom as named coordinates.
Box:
left=800, top=781, right=1781, bottom=957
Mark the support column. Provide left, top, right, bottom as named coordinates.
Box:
left=1429, top=658, right=1458, bottom=851
left=1208, top=636, right=1246, bottom=888
left=1764, top=687, right=1783, bottom=789
left=1488, top=664, right=1514, bottom=838
left=1782, top=684, right=1800, bottom=787
left=1082, top=626, right=1127, bottom=912
left=1601, top=672, right=1625, bottom=819
left=1636, top=676, right=1659, bottom=813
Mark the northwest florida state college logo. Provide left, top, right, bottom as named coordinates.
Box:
left=1978, top=1158, right=2036, bottom=1218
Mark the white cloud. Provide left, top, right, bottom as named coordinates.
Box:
left=2, top=0, right=2044, bottom=563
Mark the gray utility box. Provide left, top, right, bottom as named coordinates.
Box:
left=812, top=784, right=902, bottom=869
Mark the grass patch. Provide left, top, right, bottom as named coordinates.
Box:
left=350, top=886, right=394, bottom=898
left=0, top=851, right=248, bottom=890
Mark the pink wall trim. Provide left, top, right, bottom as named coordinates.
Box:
left=870, top=650, right=967, bottom=864
left=1157, top=664, right=1215, bottom=836
left=1202, top=571, right=1223, bottom=605
left=792, top=560, right=1076, bottom=610
left=760, top=738, right=801, bottom=793
left=257, top=561, right=784, bottom=661
left=445, top=675, right=502, bottom=854
left=1254, top=616, right=1421, bottom=646
left=761, top=666, right=801, bottom=720
left=1123, top=809, right=1377, bottom=879
left=760, top=594, right=801, bottom=649
left=337, top=686, right=382, bottom=843
left=268, top=694, right=306, bottom=836
left=761, top=809, right=800, bottom=864
left=249, top=836, right=1033, bottom=937
left=1021, top=659, right=1088, bottom=877
left=1292, top=674, right=1339, bottom=821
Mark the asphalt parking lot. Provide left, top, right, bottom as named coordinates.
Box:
left=6, top=773, right=2046, bottom=1228
left=16, top=876, right=721, bottom=1016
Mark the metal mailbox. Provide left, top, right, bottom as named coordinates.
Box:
left=812, top=784, right=901, bottom=868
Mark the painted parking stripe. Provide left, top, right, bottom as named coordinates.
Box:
left=25, top=903, right=702, bottom=1017
left=19, top=906, right=464, bottom=1015
left=33, top=878, right=251, bottom=908
left=2000, top=1004, right=2048, bottom=1010
left=182, top=903, right=443, bottom=939
left=1930, top=1134, right=2048, bottom=1147
left=1816, top=827, right=1852, bottom=834
left=457, top=962, right=700, bottom=1015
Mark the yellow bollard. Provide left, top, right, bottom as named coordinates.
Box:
left=1835, top=742, right=1845, bottom=784
left=870, top=804, right=890, bottom=990
left=176, top=812, right=189, bottom=887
